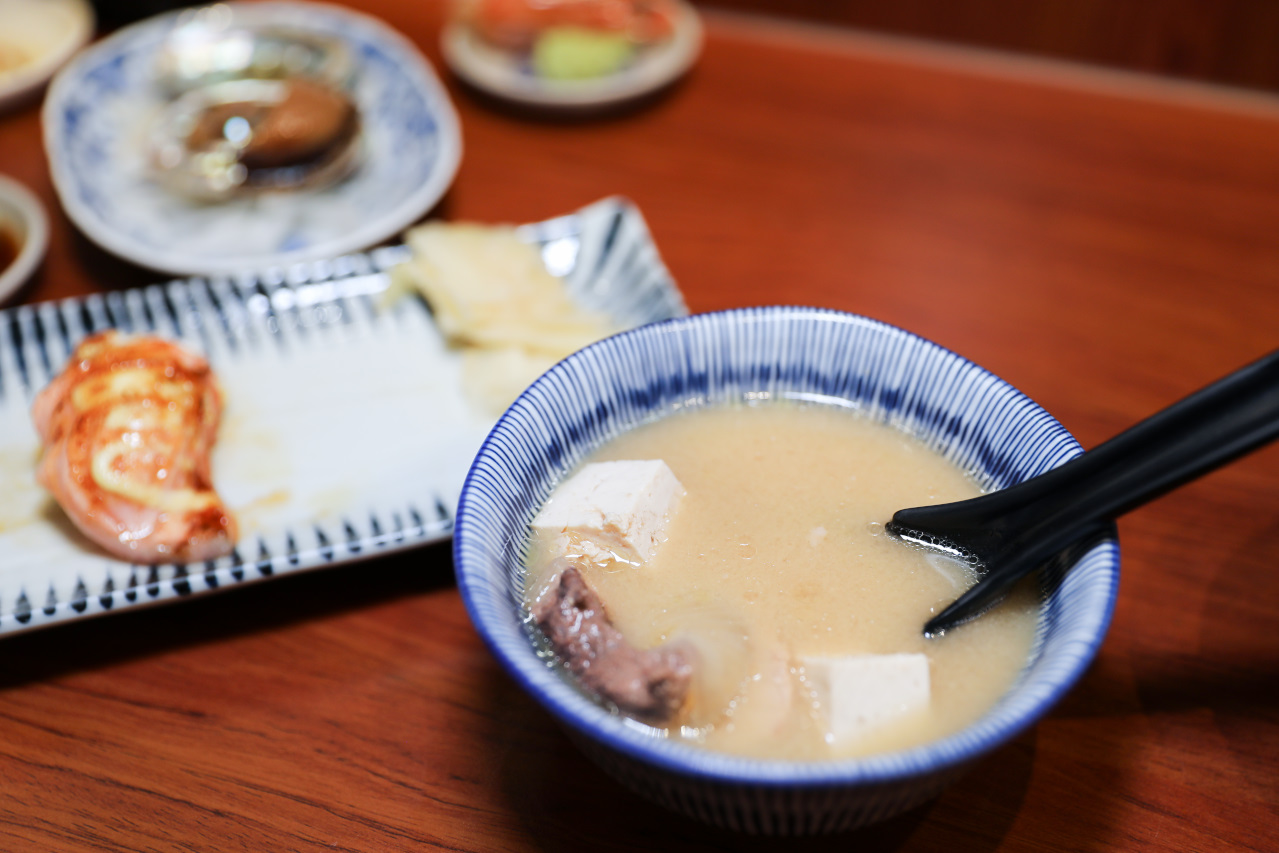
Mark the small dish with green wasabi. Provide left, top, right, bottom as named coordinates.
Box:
left=441, top=0, right=701, bottom=110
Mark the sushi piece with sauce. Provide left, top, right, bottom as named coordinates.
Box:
left=31, top=332, right=238, bottom=564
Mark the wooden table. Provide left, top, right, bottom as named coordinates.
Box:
left=2, top=4, right=1277, bottom=850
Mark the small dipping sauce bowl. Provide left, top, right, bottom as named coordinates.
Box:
left=453, top=306, right=1120, bottom=833
left=0, top=174, right=50, bottom=304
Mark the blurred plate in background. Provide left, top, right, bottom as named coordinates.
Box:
left=43, top=1, right=462, bottom=276
left=441, top=0, right=702, bottom=111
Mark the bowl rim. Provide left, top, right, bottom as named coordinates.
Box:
left=0, top=174, right=50, bottom=305
left=454, top=305, right=1120, bottom=786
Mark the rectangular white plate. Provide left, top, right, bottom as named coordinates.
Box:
left=0, top=197, right=686, bottom=634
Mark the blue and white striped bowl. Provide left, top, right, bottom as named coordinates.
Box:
left=453, top=307, right=1120, bottom=834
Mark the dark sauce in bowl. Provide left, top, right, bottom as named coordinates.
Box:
left=0, top=225, right=20, bottom=276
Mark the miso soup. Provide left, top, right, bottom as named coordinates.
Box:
left=525, top=403, right=1038, bottom=760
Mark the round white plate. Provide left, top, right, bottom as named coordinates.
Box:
left=0, top=174, right=50, bottom=305
left=43, top=1, right=462, bottom=276
left=441, top=0, right=702, bottom=110
left=0, top=0, right=93, bottom=112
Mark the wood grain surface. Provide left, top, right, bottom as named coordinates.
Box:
left=2, top=3, right=1277, bottom=851
left=699, top=0, right=1279, bottom=93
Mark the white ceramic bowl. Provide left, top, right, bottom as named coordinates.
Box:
left=453, top=306, right=1120, bottom=834
left=0, top=0, right=93, bottom=112
left=0, top=174, right=50, bottom=304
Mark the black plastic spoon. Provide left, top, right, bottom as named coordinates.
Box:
left=887, top=349, right=1279, bottom=637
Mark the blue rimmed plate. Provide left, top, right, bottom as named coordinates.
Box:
left=42, top=1, right=462, bottom=276
left=0, top=197, right=685, bottom=635
left=441, top=0, right=702, bottom=111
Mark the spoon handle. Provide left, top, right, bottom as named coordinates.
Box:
left=904, top=348, right=1279, bottom=635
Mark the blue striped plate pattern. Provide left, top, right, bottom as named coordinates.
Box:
left=454, top=306, right=1120, bottom=834
left=0, top=197, right=684, bottom=635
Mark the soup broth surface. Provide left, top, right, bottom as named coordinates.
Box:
left=526, top=403, right=1038, bottom=760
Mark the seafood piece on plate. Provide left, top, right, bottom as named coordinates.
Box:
left=460, top=0, right=678, bottom=52
left=149, top=77, right=362, bottom=201
left=31, top=331, right=238, bottom=563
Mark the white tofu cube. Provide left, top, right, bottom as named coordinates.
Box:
left=532, top=460, right=685, bottom=564
left=801, top=653, right=931, bottom=745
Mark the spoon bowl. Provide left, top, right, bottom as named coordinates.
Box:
left=892, top=349, right=1279, bottom=636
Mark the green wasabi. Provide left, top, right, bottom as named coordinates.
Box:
left=532, top=27, right=635, bottom=80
